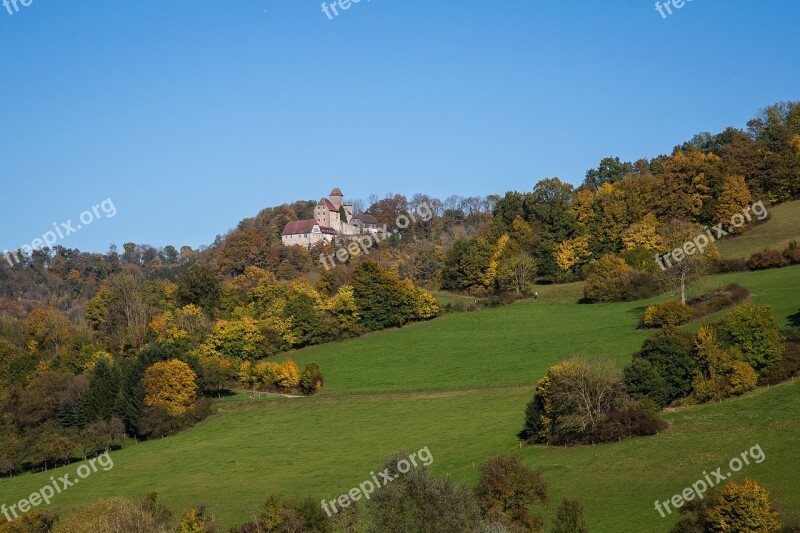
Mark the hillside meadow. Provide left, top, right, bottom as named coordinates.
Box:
left=0, top=265, right=799, bottom=531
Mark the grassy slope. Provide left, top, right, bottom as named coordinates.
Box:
left=1, top=267, right=799, bottom=532
left=717, top=199, right=800, bottom=259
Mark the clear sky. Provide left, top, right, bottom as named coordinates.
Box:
left=1, top=0, right=798, bottom=253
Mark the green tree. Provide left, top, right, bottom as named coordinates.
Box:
left=177, top=264, right=222, bottom=315
left=717, top=303, right=784, bottom=372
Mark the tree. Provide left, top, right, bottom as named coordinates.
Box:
left=476, top=455, right=548, bottom=532
left=689, top=326, right=757, bottom=403
left=143, top=359, right=198, bottom=416
left=551, top=499, right=589, bottom=533
left=623, top=358, right=670, bottom=407
left=657, top=219, right=717, bottom=304
left=717, top=303, right=784, bottom=372
left=299, top=362, right=324, bottom=394
left=705, top=480, right=780, bottom=532
left=367, top=453, right=482, bottom=533
left=715, top=175, right=752, bottom=233
left=55, top=497, right=169, bottom=533
left=177, top=264, right=222, bottom=315
left=179, top=505, right=218, bottom=533
left=634, top=328, right=697, bottom=404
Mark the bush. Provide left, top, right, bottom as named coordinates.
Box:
left=55, top=497, right=169, bottom=533
left=784, top=244, right=800, bottom=265
left=367, top=453, right=482, bottom=533
left=747, top=249, right=789, bottom=270
left=717, top=303, right=785, bottom=373
left=760, top=342, right=800, bottom=385
left=623, top=359, right=670, bottom=407
left=299, top=362, right=324, bottom=395
left=687, top=284, right=750, bottom=319
left=641, top=300, right=694, bottom=328
left=715, top=258, right=748, bottom=273
left=476, top=456, right=548, bottom=532
left=591, top=406, right=663, bottom=443
left=635, top=328, right=697, bottom=404
left=551, top=499, right=589, bottom=533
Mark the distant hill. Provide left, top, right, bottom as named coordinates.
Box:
left=718, top=200, right=800, bottom=259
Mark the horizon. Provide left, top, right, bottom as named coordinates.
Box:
left=1, top=1, right=799, bottom=253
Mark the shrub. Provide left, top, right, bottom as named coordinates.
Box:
left=689, top=326, right=757, bottom=403
left=551, top=499, right=589, bottom=533
left=0, top=511, right=58, bottom=533
left=642, top=300, right=694, bottom=328
left=476, top=456, right=548, bottom=532
left=623, top=358, right=670, bottom=407
left=367, top=453, right=482, bottom=533
left=747, top=249, right=789, bottom=270
left=717, top=303, right=785, bottom=373
left=591, top=406, right=663, bottom=443
left=275, top=360, right=301, bottom=391
left=299, top=362, right=324, bottom=395
left=687, top=283, right=750, bottom=319
left=635, top=328, right=697, bottom=404
left=760, top=342, right=800, bottom=385
left=179, top=505, right=217, bottom=533
left=521, top=358, right=633, bottom=445
left=55, top=497, right=169, bottom=533
left=254, top=361, right=281, bottom=390
left=783, top=243, right=800, bottom=265
left=715, top=258, right=748, bottom=273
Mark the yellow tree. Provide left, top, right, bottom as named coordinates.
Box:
left=706, top=479, right=780, bottom=532
left=143, top=359, right=198, bottom=416
left=555, top=235, right=592, bottom=272
left=621, top=213, right=661, bottom=252
left=715, top=175, right=752, bottom=233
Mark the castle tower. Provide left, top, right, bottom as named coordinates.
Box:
left=329, top=187, right=344, bottom=210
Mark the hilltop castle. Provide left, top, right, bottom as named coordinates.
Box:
left=281, top=188, right=380, bottom=247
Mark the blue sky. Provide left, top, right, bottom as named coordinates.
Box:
left=1, top=0, right=798, bottom=253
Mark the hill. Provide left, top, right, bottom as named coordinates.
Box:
left=718, top=199, right=800, bottom=259
left=1, top=265, right=798, bottom=531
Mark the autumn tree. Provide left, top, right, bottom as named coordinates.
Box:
left=143, top=359, right=198, bottom=416
left=476, top=455, right=548, bottom=532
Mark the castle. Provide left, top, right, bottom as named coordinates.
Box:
left=281, top=188, right=380, bottom=247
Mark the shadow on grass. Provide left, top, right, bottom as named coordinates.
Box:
left=789, top=309, right=800, bottom=327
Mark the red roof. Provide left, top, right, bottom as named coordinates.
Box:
left=352, top=213, right=379, bottom=225
left=317, top=198, right=338, bottom=211
left=282, top=219, right=336, bottom=236
left=330, top=187, right=343, bottom=196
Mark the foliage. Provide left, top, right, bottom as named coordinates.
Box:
left=475, top=455, right=548, bottom=532
left=634, top=327, right=697, bottom=404
left=54, top=497, right=169, bottom=533
left=143, top=359, right=198, bottom=416
left=179, top=504, right=218, bottom=533
left=717, top=303, right=784, bottom=372
left=551, top=499, right=589, bottom=533
left=367, top=453, right=482, bottom=533
left=642, top=300, right=694, bottom=329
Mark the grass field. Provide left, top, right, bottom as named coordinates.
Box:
left=1, top=266, right=799, bottom=532
left=718, top=199, right=800, bottom=259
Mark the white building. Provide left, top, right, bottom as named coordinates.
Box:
left=282, top=188, right=377, bottom=247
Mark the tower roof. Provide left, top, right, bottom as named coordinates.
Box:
left=330, top=187, right=343, bottom=197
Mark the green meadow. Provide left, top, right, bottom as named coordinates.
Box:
left=1, top=264, right=799, bottom=531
